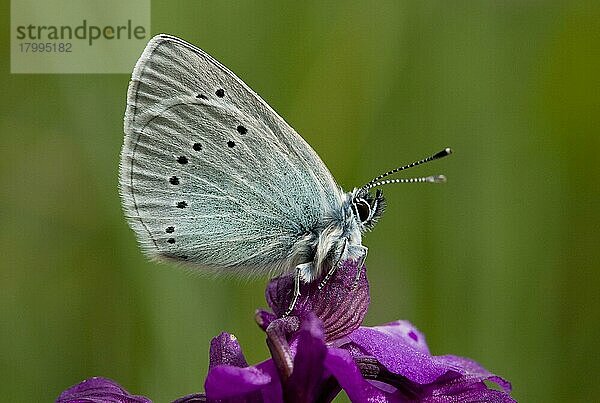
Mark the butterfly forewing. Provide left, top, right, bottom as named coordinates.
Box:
left=120, top=35, right=343, bottom=276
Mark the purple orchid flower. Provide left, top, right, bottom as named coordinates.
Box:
left=57, top=261, right=514, bottom=402
left=56, top=376, right=152, bottom=403
left=204, top=260, right=514, bottom=402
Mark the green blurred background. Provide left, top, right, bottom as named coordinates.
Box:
left=2, top=1, right=599, bottom=401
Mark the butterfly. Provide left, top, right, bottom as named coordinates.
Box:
left=119, top=34, right=451, bottom=315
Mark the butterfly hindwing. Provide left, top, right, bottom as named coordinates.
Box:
left=120, top=35, right=343, bottom=276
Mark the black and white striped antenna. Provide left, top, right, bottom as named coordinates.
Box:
left=361, top=147, right=453, bottom=191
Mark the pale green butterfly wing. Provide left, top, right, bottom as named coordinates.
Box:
left=119, top=34, right=343, bottom=277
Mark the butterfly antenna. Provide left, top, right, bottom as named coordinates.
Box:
left=362, top=147, right=453, bottom=191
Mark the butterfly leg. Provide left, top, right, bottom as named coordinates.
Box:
left=284, top=262, right=312, bottom=317
left=318, top=238, right=349, bottom=290
left=351, top=245, right=368, bottom=287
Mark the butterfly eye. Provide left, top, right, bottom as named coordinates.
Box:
left=354, top=199, right=371, bottom=223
